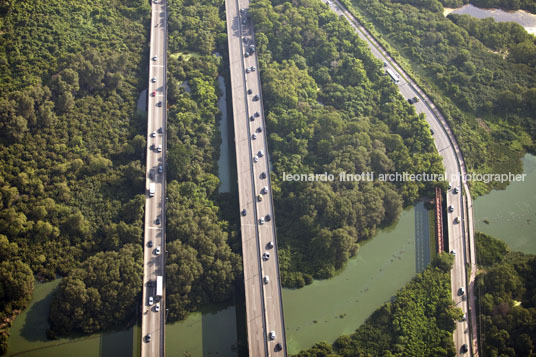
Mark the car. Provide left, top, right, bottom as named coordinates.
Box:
left=157, top=144, right=162, bottom=152
left=242, top=18, right=247, bottom=25
left=450, top=249, right=456, bottom=256
left=266, top=241, right=274, bottom=249
left=430, top=129, right=434, bottom=135
left=249, top=45, right=255, bottom=52
left=241, top=209, right=247, bottom=216
left=461, top=313, right=467, bottom=321
left=157, top=101, right=162, bottom=107
left=246, top=68, right=251, bottom=74
left=453, top=187, right=459, bottom=194
left=150, top=143, right=155, bottom=150
left=240, top=8, right=246, bottom=13
left=155, top=246, right=161, bottom=255
left=269, top=331, right=276, bottom=340
left=256, top=127, right=262, bottom=133
left=155, top=303, right=160, bottom=312
left=264, top=276, right=270, bottom=284
left=242, top=37, right=248, bottom=43
left=151, top=91, right=156, bottom=97
left=153, top=0, right=158, bottom=3
left=247, top=89, right=253, bottom=95
left=158, top=164, right=163, bottom=173
left=148, top=240, right=153, bottom=248
left=259, top=217, right=265, bottom=225
left=461, top=344, right=468, bottom=354
left=257, top=194, right=263, bottom=202
left=265, top=214, right=271, bottom=222
left=149, top=296, right=154, bottom=305
left=254, top=112, right=260, bottom=118
left=407, top=97, right=419, bottom=104
left=258, top=150, right=264, bottom=157
left=448, top=205, right=454, bottom=213
left=254, top=155, right=259, bottom=163
left=253, top=95, right=260, bottom=101
left=383, top=61, right=387, bottom=67
left=155, top=216, right=160, bottom=225
left=262, top=252, right=270, bottom=261
left=149, top=170, right=154, bottom=179
left=252, top=133, right=257, bottom=140
left=151, top=77, right=157, bottom=83
left=151, top=131, right=156, bottom=137
left=275, top=343, right=283, bottom=352
left=152, top=56, right=158, bottom=61
left=448, top=183, right=452, bottom=190
left=145, top=334, right=151, bottom=342
left=454, top=216, right=460, bottom=224
left=251, top=66, right=256, bottom=71
left=244, top=51, right=250, bottom=58
left=148, top=280, right=155, bottom=287
left=261, top=186, right=268, bottom=194
left=458, top=287, right=465, bottom=296
left=260, top=172, right=267, bottom=179
left=250, top=115, right=255, bottom=121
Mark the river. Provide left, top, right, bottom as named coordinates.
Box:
left=444, top=4, right=536, bottom=35
left=473, top=154, right=536, bottom=253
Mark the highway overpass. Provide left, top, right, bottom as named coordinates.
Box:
left=141, top=0, right=168, bottom=356
left=225, top=0, right=287, bottom=355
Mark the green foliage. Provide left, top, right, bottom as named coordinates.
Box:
left=49, top=244, right=143, bottom=335
left=342, top=0, right=536, bottom=194
left=295, top=256, right=459, bottom=356
left=475, top=231, right=509, bottom=266
left=250, top=0, right=443, bottom=287
left=475, top=234, right=536, bottom=356
left=470, top=0, right=536, bottom=13
left=165, top=0, right=241, bottom=322
left=0, top=0, right=151, bottom=345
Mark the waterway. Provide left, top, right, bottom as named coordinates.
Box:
left=6, top=280, right=139, bottom=357
left=444, top=4, right=536, bottom=35
left=473, top=154, right=536, bottom=253
left=283, top=202, right=432, bottom=354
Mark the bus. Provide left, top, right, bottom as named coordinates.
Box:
left=156, top=276, right=163, bottom=297
left=386, top=68, right=400, bottom=84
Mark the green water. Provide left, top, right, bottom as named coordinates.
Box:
left=6, top=280, right=139, bottom=357
left=474, top=154, right=536, bottom=253
left=283, top=203, right=430, bottom=354
left=165, top=305, right=238, bottom=357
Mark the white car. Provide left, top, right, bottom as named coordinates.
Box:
left=261, top=186, right=268, bottom=194
left=448, top=205, right=454, bottom=213
left=262, top=252, right=270, bottom=261
left=450, top=249, right=456, bottom=256
left=454, top=216, right=460, bottom=224
left=269, top=331, right=276, bottom=340
left=152, top=56, right=158, bottom=61
left=259, top=217, right=265, bottom=225
left=157, top=144, right=162, bottom=152
left=155, top=246, right=161, bottom=255
left=155, top=303, right=160, bottom=312
left=264, top=276, right=270, bottom=284
left=151, top=77, right=157, bottom=83
left=254, top=155, right=259, bottom=163
left=266, top=241, right=274, bottom=249
left=258, top=150, right=264, bottom=157
left=252, top=133, right=257, bottom=140
left=148, top=296, right=154, bottom=305
left=150, top=131, right=156, bottom=138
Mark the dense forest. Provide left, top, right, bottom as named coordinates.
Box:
left=294, top=254, right=461, bottom=356
left=340, top=0, right=536, bottom=196
left=164, top=0, right=242, bottom=322
left=0, top=0, right=151, bottom=352
left=475, top=233, right=536, bottom=356
left=439, top=0, right=536, bottom=13
left=249, top=0, right=444, bottom=287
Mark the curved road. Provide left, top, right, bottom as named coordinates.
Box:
left=327, top=0, right=478, bottom=355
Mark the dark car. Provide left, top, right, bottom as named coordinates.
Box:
left=157, top=101, right=162, bottom=107
left=407, top=97, right=419, bottom=104
left=149, top=170, right=154, bottom=179
left=254, top=112, right=260, bottom=118
left=241, top=209, right=247, bottom=216
left=461, top=344, right=468, bottom=354
left=274, top=343, right=283, bottom=352
left=265, top=214, right=271, bottom=222
left=260, top=172, right=267, bottom=179
left=256, top=127, right=262, bottom=133
left=253, top=95, right=260, bottom=101
left=155, top=216, right=160, bottom=225
left=247, top=89, right=253, bottom=94
left=145, top=334, right=151, bottom=342
left=151, top=91, right=156, bottom=97
left=158, top=164, right=163, bottom=174
left=148, top=240, right=153, bottom=248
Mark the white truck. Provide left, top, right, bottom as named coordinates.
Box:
left=156, top=276, right=163, bottom=298
left=149, top=182, right=155, bottom=197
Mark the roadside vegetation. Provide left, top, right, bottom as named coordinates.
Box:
left=341, top=0, right=536, bottom=196
left=475, top=233, right=536, bottom=356
left=164, top=0, right=242, bottom=322
left=0, top=0, right=151, bottom=351
left=294, top=254, right=460, bottom=356
left=249, top=0, right=444, bottom=287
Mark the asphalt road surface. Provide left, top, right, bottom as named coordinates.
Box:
left=141, top=1, right=168, bottom=356
left=327, top=0, right=478, bottom=355
left=225, top=0, right=287, bottom=355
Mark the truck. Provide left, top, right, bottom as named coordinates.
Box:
left=386, top=68, right=400, bottom=84
left=156, top=276, right=163, bottom=298
left=149, top=182, right=155, bottom=197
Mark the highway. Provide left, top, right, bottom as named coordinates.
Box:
left=141, top=0, right=168, bottom=356
left=225, top=0, right=287, bottom=355
left=327, top=0, right=478, bottom=355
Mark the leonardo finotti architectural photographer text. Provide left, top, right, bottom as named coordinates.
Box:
left=282, top=171, right=527, bottom=184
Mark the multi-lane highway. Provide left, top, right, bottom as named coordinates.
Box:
left=327, top=0, right=478, bottom=355
left=141, top=1, right=168, bottom=356
left=225, top=0, right=287, bottom=355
